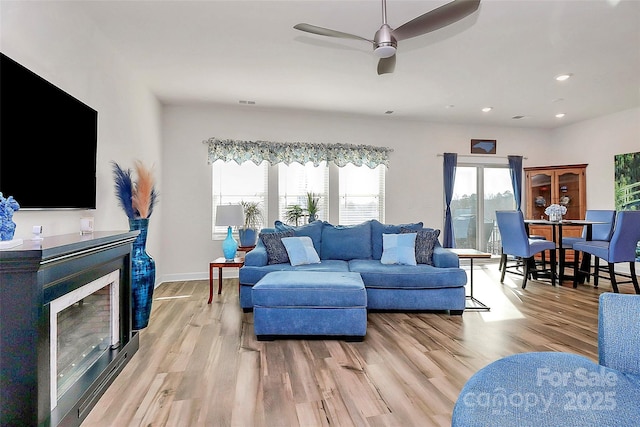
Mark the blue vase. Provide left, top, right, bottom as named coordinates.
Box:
left=129, top=218, right=156, bottom=330
left=222, top=226, right=238, bottom=260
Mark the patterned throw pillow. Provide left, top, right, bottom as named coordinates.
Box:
left=260, top=230, right=295, bottom=264
left=401, top=227, right=440, bottom=265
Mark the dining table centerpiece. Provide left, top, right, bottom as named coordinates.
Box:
left=112, top=160, right=159, bottom=330
left=544, top=203, right=567, bottom=222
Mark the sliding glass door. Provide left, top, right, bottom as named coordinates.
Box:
left=451, top=165, right=515, bottom=253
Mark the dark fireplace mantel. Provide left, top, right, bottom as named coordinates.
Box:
left=0, top=231, right=140, bottom=427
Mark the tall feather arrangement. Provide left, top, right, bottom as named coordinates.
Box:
left=132, top=160, right=158, bottom=219
left=112, top=160, right=158, bottom=219
left=111, top=161, right=136, bottom=219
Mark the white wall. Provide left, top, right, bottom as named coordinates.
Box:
left=550, top=108, right=640, bottom=209
left=161, top=105, right=638, bottom=283
left=2, top=1, right=164, bottom=280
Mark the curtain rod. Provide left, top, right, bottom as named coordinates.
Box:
left=436, top=154, right=528, bottom=160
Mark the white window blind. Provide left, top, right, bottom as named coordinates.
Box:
left=212, top=160, right=268, bottom=238
left=339, top=164, right=385, bottom=225
left=278, top=162, right=329, bottom=224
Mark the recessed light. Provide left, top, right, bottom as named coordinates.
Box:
left=482, top=107, right=493, bottom=113
left=512, top=115, right=526, bottom=120
left=555, top=113, right=566, bottom=118
left=384, top=110, right=394, bottom=114
left=555, top=73, right=573, bottom=81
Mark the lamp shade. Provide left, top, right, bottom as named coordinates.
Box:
left=215, top=204, right=244, bottom=227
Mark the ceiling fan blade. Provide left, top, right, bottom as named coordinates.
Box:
left=392, top=0, right=480, bottom=41
left=294, top=23, right=373, bottom=44
left=377, top=55, right=396, bottom=75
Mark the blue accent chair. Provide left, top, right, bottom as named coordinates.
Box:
left=572, top=210, right=640, bottom=293
left=452, top=293, right=640, bottom=426
left=496, top=210, right=557, bottom=288
left=559, top=209, right=616, bottom=285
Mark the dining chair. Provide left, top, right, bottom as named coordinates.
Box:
left=496, top=210, right=557, bottom=288
left=559, top=209, right=616, bottom=284
left=572, top=210, right=640, bottom=293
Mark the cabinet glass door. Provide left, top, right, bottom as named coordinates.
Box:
left=557, top=171, right=581, bottom=219
left=530, top=172, right=552, bottom=219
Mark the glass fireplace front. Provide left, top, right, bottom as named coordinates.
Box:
left=49, top=270, right=120, bottom=408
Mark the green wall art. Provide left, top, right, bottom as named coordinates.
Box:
left=615, top=151, right=640, bottom=211
left=614, top=151, right=640, bottom=260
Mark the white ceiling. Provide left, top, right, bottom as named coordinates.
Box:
left=75, top=0, right=640, bottom=129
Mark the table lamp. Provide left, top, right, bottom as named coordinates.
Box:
left=215, top=204, right=245, bottom=261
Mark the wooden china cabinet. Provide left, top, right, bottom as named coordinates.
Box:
left=524, top=164, right=588, bottom=260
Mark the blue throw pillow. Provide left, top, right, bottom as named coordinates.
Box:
left=381, top=233, right=417, bottom=265
left=274, top=220, right=323, bottom=256
left=401, top=227, right=440, bottom=265
left=320, top=221, right=372, bottom=260
left=370, top=219, right=423, bottom=260
left=281, top=236, right=321, bottom=266
left=260, top=230, right=294, bottom=264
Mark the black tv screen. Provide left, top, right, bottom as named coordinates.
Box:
left=0, top=53, right=97, bottom=209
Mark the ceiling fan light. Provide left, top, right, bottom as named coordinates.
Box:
left=374, top=44, right=396, bottom=58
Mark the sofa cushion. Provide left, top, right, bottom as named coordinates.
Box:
left=260, top=230, right=295, bottom=264
left=281, top=236, right=321, bottom=266
left=348, top=259, right=467, bottom=289
left=401, top=227, right=440, bottom=265
left=274, top=220, right=323, bottom=256
left=321, top=221, right=372, bottom=260
left=381, top=233, right=417, bottom=266
left=370, top=219, right=423, bottom=260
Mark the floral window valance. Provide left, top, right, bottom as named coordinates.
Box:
left=203, top=138, right=393, bottom=168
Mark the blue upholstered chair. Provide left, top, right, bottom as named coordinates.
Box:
left=496, top=210, right=557, bottom=288
left=452, top=293, right=640, bottom=426
left=572, top=210, right=640, bottom=293
left=559, top=209, right=616, bottom=285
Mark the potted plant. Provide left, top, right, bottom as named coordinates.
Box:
left=239, top=200, right=264, bottom=246
left=306, top=192, right=320, bottom=223
left=285, top=204, right=304, bottom=226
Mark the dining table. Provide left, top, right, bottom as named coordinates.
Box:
left=524, top=219, right=607, bottom=284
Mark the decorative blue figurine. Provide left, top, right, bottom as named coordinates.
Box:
left=0, top=192, right=20, bottom=241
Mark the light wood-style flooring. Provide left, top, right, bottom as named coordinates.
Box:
left=81, top=260, right=637, bottom=426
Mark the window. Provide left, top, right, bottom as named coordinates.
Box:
left=451, top=164, right=515, bottom=253
left=211, top=161, right=385, bottom=235
left=339, top=164, right=385, bottom=225
left=278, top=162, right=329, bottom=224
left=212, top=160, right=268, bottom=238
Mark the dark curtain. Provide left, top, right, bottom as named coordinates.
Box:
left=443, top=153, right=457, bottom=248
left=508, top=155, right=523, bottom=211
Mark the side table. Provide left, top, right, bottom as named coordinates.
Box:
left=449, top=248, right=491, bottom=311
left=208, top=257, right=244, bottom=303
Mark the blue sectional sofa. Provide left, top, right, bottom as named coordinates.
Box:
left=239, top=219, right=467, bottom=314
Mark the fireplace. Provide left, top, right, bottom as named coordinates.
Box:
left=0, top=231, right=139, bottom=427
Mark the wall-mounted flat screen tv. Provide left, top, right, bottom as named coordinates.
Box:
left=0, top=52, right=98, bottom=209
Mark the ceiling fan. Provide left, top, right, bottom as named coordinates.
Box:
left=293, top=0, right=481, bottom=75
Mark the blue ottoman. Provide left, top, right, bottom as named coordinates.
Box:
left=252, top=271, right=367, bottom=341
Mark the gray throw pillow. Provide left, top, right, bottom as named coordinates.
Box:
left=260, top=230, right=295, bottom=264
left=401, top=227, right=440, bottom=265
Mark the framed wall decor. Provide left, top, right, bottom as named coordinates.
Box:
left=470, top=139, right=497, bottom=154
